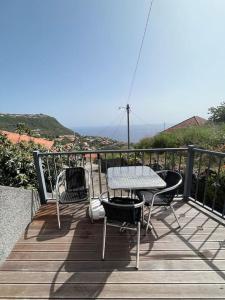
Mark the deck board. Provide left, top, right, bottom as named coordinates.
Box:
left=1, top=283, right=225, bottom=298
left=0, top=200, right=225, bottom=299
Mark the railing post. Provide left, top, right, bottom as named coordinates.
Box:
left=97, top=153, right=102, bottom=194
left=33, top=150, right=47, bottom=204
left=183, top=145, right=195, bottom=200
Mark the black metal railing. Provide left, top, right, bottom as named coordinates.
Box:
left=33, top=146, right=225, bottom=220
left=33, top=148, right=188, bottom=202
left=188, top=147, right=225, bottom=218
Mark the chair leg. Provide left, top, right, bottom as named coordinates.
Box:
left=56, top=201, right=61, bottom=229
left=120, top=222, right=127, bottom=232
left=102, top=217, right=107, bottom=260
left=89, top=205, right=94, bottom=223
left=170, top=204, right=181, bottom=228
left=141, top=206, right=144, bottom=224
left=145, top=204, right=153, bottom=234
left=136, top=221, right=141, bottom=270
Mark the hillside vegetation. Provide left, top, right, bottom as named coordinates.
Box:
left=137, top=102, right=225, bottom=151
left=136, top=123, right=225, bottom=151
left=0, top=113, right=73, bottom=137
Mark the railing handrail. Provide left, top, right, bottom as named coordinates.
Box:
left=193, top=147, right=225, bottom=157
left=38, top=147, right=188, bottom=157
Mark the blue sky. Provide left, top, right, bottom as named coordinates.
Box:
left=1, top=0, right=225, bottom=129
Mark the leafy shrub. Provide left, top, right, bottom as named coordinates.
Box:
left=136, top=124, right=225, bottom=151
left=193, top=168, right=225, bottom=214
left=0, top=133, right=45, bottom=188
left=151, top=133, right=180, bottom=148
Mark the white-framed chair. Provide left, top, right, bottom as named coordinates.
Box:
left=136, top=170, right=183, bottom=233
left=99, top=191, right=145, bottom=270
left=55, top=167, right=90, bottom=229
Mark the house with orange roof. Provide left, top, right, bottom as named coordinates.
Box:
left=0, top=130, right=54, bottom=149
left=163, top=116, right=207, bottom=133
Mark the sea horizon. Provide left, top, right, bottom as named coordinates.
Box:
left=73, top=123, right=173, bottom=143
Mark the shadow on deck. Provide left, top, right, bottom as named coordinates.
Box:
left=0, top=199, right=225, bottom=299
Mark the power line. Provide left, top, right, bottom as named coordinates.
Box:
left=107, top=111, right=127, bottom=140
left=131, top=110, right=151, bottom=125
left=132, top=111, right=166, bottom=131
left=88, top=109, right=126, bottom=138
left=126, top=0, right=154, bottom=104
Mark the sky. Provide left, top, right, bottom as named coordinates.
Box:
left=1, top=0, right=225, bottom=129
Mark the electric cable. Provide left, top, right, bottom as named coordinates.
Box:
left=87, top=109, right=127, bottom=139
left=133, top=110, right=166, bottom=131
left=126, top=0, right=154, bottom=105
left=131, top=110, right=152, bottom=125
left=106, top=111, right=127, bottom=141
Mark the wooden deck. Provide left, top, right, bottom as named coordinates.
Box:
left=0, top=199, right=225, bottom=299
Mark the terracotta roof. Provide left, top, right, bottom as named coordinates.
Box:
left=164, top=116, right=207, bottom=133
left=0, top=130, right=54, bottom=149
left=84, top=153, right=98, bottom=159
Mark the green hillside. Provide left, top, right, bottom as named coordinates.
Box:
left=0, top=113, right=73, bottom=137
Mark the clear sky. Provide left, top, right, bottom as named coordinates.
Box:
left=1, top=0, right=225, bottom=129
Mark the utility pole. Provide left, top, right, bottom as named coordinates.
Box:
left=119, top=104, right=131, bottom=149
left=126, top=104, right=130, bottom=149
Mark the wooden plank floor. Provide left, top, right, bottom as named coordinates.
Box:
left=0, top=199, right=225, bottom=299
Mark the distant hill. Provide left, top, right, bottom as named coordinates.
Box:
left=0, top=113, right=73, bottom=137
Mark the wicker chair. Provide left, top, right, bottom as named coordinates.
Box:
left=136, top=170, right=182, bottom=233
left=100, top=191, right=145, bottom=269
left=55, top=167, right=90, bottom=229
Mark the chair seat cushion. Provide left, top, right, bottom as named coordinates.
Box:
left=136, top=190, right=171, bottom=206
left=59, top=189, right=88, bottom=204
left=102, top=197, right=142, bottom=224
left=109, top=197, right=141, bottom=205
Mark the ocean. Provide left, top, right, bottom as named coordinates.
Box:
left=74, top=124, right=172, bottom=143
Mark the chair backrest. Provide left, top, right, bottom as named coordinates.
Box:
left=157, top=170, right=182, bottom=202
left=65, top=167, right=86, bottom=192
left=101, top=195, right=144, bottom=224
left=159, top=170, right=182, bottom=187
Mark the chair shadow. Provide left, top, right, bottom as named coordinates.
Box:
left=25, top=202, right=142, bottom=299
left=24, top=203, right=87, bottom=241
left=48, top=217, right=140, bottom=299
left=26, top=198, right=225, bottom=298
left=24, top=206, right=73, bottom=241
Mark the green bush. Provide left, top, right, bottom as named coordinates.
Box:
left=0, top=133, right=45, bottom=188
left=194, top=168, right=225, bottom=214
left=136, top=124, right=225, bottom=150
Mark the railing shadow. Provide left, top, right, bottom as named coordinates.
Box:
left=24, top=203, right=87, bottom=241
left=23, top=198, right=225, bottom=298
left=150, top=199, right=225, bottom=281
left=24, top=209, right=70, bottom=241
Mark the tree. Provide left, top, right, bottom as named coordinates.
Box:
left=208, top=101, right=225, bottom=122
left=16, top=122, right=32, bottom=141
left=16, top=122, right=27, bottom=135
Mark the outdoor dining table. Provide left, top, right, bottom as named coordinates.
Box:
left=107, top=166, right=166, bottom=191
left=106, top=166, right=167, bottom=229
